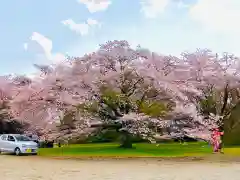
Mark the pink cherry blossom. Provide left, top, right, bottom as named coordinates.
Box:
left=6, top=40, right=240, bottom=142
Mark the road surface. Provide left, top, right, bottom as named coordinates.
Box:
left=0, top=155, right=240, bottom=180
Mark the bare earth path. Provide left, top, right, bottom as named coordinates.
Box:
left=1, top=155, right=240, bottom=180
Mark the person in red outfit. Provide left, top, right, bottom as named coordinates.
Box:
left=211, top=128, right=224, bottom=153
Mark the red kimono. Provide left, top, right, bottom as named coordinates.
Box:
left=211, top=130, right=224, bottom=152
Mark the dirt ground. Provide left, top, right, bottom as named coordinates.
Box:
left=1, top=155, right=240, bottom=180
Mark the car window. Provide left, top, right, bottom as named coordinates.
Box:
left=1, top=135, right=7, bottom=140
left=14, top=135, right=31, bottom=141
left=7, top=136, right=15, bottom=141
left=32, top=135, right=39, bottom=140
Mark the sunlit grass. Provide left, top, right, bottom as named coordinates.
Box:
left=223, top=147, right=240, bottom=155
left=38, top=142, right=215, bottom=158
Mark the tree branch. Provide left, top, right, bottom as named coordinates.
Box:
left=221, top=83, right=229, bottom=115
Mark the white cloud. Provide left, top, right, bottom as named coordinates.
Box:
left=140, top=0, right=170, bottom=18
left=77, top=0, right=111, bottom=13
left=23, top=43, right=28, bottom=50
left=189, top=0, right=240, bottom=35
left=61, top=18, right=100, bottom=35
left=176, top=0, right=190, bottom=9
left=26, top=32, right=65, bottom=63
left=52, top=53, right=66, bottom=63
left=62, top=19, right=89, bottom=35
left=30, top=32, right=53, bottom=60
left=87, top=18, right=99, bottom=26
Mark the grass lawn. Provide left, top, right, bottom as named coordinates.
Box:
left=38, top=142, right=215, bottom=158
left=38, top=142, right=240, bottom=160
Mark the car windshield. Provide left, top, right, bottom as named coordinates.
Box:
left=14, top=135, right=31, bottom=141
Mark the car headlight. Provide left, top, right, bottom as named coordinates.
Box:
left=22, top=144, right=27, bottom=148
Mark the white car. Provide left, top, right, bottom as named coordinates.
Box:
left=0, top=134, right=38, bottom=156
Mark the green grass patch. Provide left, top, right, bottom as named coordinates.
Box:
left=38, top=142, right=214, bottom=158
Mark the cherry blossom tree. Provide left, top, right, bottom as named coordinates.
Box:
left=160, top=50, right=240, bottom=145
left=9, top=40, right=240, bottom=146
left=8, top=41, right=202, bottom=145
left=70, top=41, right=208, bottom=146
left=0, top=75, right=30, bottom=134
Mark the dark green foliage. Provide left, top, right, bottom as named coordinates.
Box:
left=39, top=141, right=54, bottom=148
left=138, top=100, right=168, bottom=117
left=0, top=120, right=26, bottom=134
left=0, top=101, right=26, bottom=134
left=199, top=94, right=217, bottom=115
left=86, top=129, right=120, bottom=143
left=76, top=88, right=170, bottom=148
left=85, top=129, right=148, bottom=144
left=224, top=102, right=240, bottom=145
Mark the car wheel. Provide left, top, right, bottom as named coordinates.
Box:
left=14, top=147, right=21, bottom=156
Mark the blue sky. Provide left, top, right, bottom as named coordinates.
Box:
left=1, top=0, right=240, bottom=76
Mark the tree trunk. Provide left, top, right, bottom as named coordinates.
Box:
left=119, top=131, right=133, bottom=148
